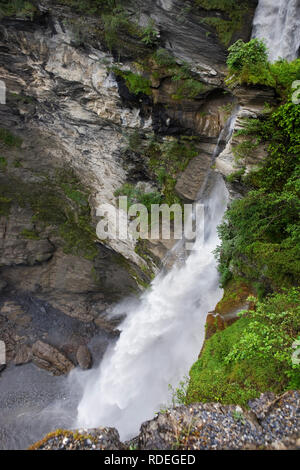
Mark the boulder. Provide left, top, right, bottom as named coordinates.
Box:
left=31, top=340, right=75, bottom=376
left=76, top=345, right=92, bottom=370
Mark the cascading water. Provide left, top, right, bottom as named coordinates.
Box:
left=75, top=114, right=238, bottom=440
left=252, top=0, right=300, bottom=62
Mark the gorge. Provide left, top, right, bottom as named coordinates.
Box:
left=0, top=0, right=299, bottom=451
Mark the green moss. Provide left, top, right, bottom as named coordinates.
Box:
left=225, top=167, right=245, bottom=183
left=171, top=78, right=204, bottom=101
left=146, top=138, right=198, bottom=205
left=0, top=169, right=98, bottom=261
left=215, top=278, right=253, bottom=315
left=0, top=195, right=12, bottom=216
left=20, top=228, right=40, bottom=240
left=0, top=156, right=7, bottom=171
left=187, top=289, right=300, bottom=406
left=112, top=68, right=152, bottom=96
left=194, top=0, right=249, bottom=46
left=216, top=96, right=300, bottom=291
left=114, top=183, right=162, bottom=212
left=0, top=0, right=37, bottom=19
left=0, top=128, right=22, bottom=148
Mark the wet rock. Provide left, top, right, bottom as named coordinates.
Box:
left=31, top=340, right=75, bottom=376
left=76, top=345, right=92, bottom=370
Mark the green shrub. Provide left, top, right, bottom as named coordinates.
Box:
left=187, top=289, right=300, bottom=406
left=113, top=68, right=152, bottom=96
left=141, top=19, right=159, bottom=46
left=226, top=38, right=275, bottom=87
left=217, top=98, right=300, bottom=290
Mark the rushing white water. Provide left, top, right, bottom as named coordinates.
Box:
left=76, top=174, right=228, bottom=439
left=252, top=0, right=300, bottom=62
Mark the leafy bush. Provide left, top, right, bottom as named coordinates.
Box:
left=217, top=98, right=300, bottom=290
left=226, top=40, right=300, bottom=94
left=186, top=289, right=300, bottom=406
left=226, top=38, right=274, bottom=87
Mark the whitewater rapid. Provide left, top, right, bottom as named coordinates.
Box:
left=252, top=0, right=300, bottom=62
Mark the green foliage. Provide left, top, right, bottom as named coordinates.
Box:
left=114, top=183, right=162, bottom=213
left=225, top=167, right=245, bottom=183
left=0, top=169, right=98, bottom=260
left=227, top=40, right=300, bottom=94
left=217, top=99, right=300, bottom=290
left=123, top=133, right=198, bottom=207
left=194, top=0, right=249, bottom=46
left=168, top=376, right=190, bottom=407
left=171, top=78, right=204, bottom=101
left=141, top=19, right=159, bottom=46
left=112, top=68, right=152, bottom=95
left=270, top=59, right=300, bottom=99
left=0, top=156, right=7, bottom=171
left=147, top=138, right=198, bottom=206
left=152, top=48, right=177, bottom=68
left=187, top=289, right=300, bottom=406
left=0, top=128, right=22, bottom=148
left=20, top=228, right=40, bottom=240
left=102, top=7, right=139, bottom=52
left=0, top=0, right=37, bottom=19
left=226, top=39, right=274, bottom=87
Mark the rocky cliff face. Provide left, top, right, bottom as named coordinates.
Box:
left=0, top=0, right=258, bottom=373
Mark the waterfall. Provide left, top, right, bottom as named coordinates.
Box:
left=252, top=0, right=300, bottom=62
left=76, top=177, right=228, bottom=439
left=74, top=115, right=239, bottom=440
